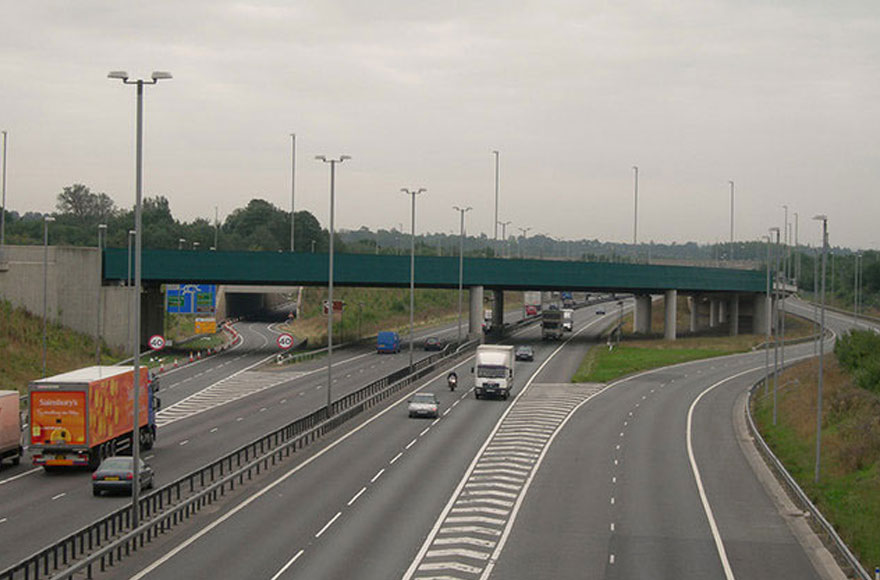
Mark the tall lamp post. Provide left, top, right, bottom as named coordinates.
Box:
left=402, top=187, right=426, bottom=369
left=813, top=214, right=828, bottom=483
left=95, top=223, right=107, bottom=366
left=492, top=150, right=500, bottom=243
left=178, top=238, right=186, bottom=250
left=453, top=206, right=472, bottom=345
left=498, top=220, right=511, bottom=258
left=316, top=155, right=350, bottom=415
left=632, top=165, right=639, bottom=246
left=42, top=216, right=55, bottom=377
left=763, top=234, right=771, bottom=394
left=108, top=69, right=172, bottom=527
left=127, top=230, right=135, bottom=353
left=0, top=130, right=7, bottom=263
left=290, top=133, right=296, bottom=252
left=728, top=180, right=735, bottom=261
left=769, top=226, right=781, bottom=425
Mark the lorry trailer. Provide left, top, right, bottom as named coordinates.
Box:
left=0, top=391, right=23, bottom=468
left=29, top=366, right=159, bottom=470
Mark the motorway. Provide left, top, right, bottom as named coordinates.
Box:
left=0, top=312, right=499, bottom=568
left=6, top=297, right=866, bottom=579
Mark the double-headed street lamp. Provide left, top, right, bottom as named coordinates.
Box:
left=813, top=214, right=828, bottom=483
left=769, top=226, right=781, bottom=425
left=498, top=220, right=511, bottom=258
left=290, top=133, right=296, bottom=252
left=402, top=187, right=426, bottom=369
left=316, top=155, right=350, bottom=415
left=109, top=69, right=172, bottom=526
left=493, top=150, right=500, bottom=243
left=728, top=180, right=735, bottom=261
left=453, top=206, right=472, bottom=345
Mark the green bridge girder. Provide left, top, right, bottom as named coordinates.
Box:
left=103, top=249, right=766, bottom=294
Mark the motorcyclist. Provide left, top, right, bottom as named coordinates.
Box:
left=447, top=371, right=458, bottom=391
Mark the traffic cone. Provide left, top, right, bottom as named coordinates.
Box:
left=174, top=358, right=179, bottom=368
left=159, top=363, right=164, bottom=373
left=189, top=352, right=194, bottom=363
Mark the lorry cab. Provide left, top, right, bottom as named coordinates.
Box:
left=377, top=331, right=401, bottom=354
left=472, top=345, right=515, bottom=400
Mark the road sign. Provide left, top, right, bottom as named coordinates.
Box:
left=195, top=318, right=217, bottom=334
left=277, top=333, right=294, bottom=350
left=149, top=335, right=166, bottom=351
left=322, top=300, right=345, bottom=315
left=166, top=284, right=217, bottom=314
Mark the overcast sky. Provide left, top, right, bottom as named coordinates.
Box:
left=2, top=1, right=879, bottom=249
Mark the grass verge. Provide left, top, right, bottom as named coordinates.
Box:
left=752, top=356, right=880, bottom=570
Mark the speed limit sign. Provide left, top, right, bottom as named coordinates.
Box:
left=277, top=333, right=294, bottom=350
left=149, top=335, right=166, bottom=351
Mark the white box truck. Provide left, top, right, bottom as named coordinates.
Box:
left=562, top=308, right=574, bottom=331
left=473, top=345, right=515, bottom=400
left=0, top=391, right=23, bottom=468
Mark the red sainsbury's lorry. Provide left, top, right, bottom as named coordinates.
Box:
left=29, top=366, right=159, bottom=470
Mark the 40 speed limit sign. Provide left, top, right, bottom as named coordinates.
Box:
left=148, top=335, right=166, bottom=351
left=276, top=333, right=294, bottom=350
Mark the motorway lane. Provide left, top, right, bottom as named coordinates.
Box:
left=88, top=306, right=614, bottom=579
left=490, top=298, right=856, bottom=580
left=0, top=308, right=529, bottom=568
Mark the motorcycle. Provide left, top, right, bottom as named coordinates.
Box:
left=447, top=372, right=458, bottom=391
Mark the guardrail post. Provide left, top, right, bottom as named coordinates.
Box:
left=874, top=566, right=878, bottom=580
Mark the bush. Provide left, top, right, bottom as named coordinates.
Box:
left=835, top=331, right=880, bottom=394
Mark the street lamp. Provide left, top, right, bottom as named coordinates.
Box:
left=0, top=130, right=7, bottom=264
left=854, top=252, right=862, bottom=326
left=127, top=229, right=135, bottom=353
left=214, top=206, right=219, bottom=251
left=493, top=150, right=500, bottom=243
left=402, top=187, right=426, bottom=369
left=728, top=180, right=735, bottom=261
left=109, top=68, right=172, bottom=526
left=518, top=227, right=531, bottom=259
left=813, top=214, right=828, bottom=483
left=453, top=206, right=472, bottom=345
left=178, top=238, right=186, bottom=250
left=769, top=226, right=781, bottom=425
left=311, top=239, right=316, bottom=253
left=316, top=154, right=350, bottom=416
left=42, top=216, right=55, bottom=377
left=96, top=223, right=107, bottom=366
left=763, top=234, right=772, bottom=394
left=192, top=241, right=200, bottom=251
left=290, top=133, right=296, bottom=252
left=498, top=220, right=511, bottom=258
left=632, top=165, right=638, bottom=247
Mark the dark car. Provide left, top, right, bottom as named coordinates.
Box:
left=423, top=336, right=444, bottom=351
left=92, top=456, right=153, bottom=496
left=515, top=346, right=534, bottom=361
left=595, top=308, right=606, bottom=315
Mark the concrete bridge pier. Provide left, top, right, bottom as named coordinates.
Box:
left=634, top=294, right=652, bottom=334
left=689, top=295, right=698, bottom=333
left=491, top=290, right=504, bottom=337
left=709, top=299, right=719, bottom=328
left=718, top=300, right=727, bottom=324
left=753, top=293, right=770, bottom=337
left=468, top=285, right=484, bottom=339
left=664, top=289, right=677, bottom=340
left=728, top=294, right=740, bottom=336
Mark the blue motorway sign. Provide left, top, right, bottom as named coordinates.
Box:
left=166, top=284, right=216, bottom=314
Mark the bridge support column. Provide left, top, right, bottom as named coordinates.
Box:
left=491, top=290, right=504, bottom=337
left=709, top=299, right=718, bottom=327
left=753, top=293, right=770, bottom=337
left=664, top=289, right=677, bottom=341
left=728, top=294, right=740, bottom=336
left=468, top=286, right=484, bottom=339
left=634, top=295, right=652, bottom=334
left=718, top=300, right=727, bottom=324
left=689, top=295, right=698, bottom=333
left=141, top=284, right=165, bottom=349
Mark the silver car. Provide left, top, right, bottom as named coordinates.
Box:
left=408, top=392, right=440, bottom=418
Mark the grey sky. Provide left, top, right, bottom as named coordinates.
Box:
left=2, top=1, right=879, bottom=249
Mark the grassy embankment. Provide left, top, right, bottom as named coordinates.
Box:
left=0, top=300, right=125, bottom=396
left=752, top=331, right=880, bottom=570
left=572, top=296, right=815, bottom=383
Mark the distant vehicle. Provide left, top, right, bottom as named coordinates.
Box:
left=547, top=304, right=559, bottom=311
left=524, top=305, right=538, bottom=317
left=595, top=308, right=606, bottom=315
left=473, top=345, right=515, bottom=400
left=561, top=291, right=573, bottom=308
left=541, top=310, right=564, bottom=340
left=424, top=336, right=444, bottom=351
left=484, top=309, right=493, bottom=322
left=562, top=308, right=574, bottom=331
left=0, top=391, right=22, bottom=468
left=408, top=392, right=440, bottom=418
left=377, top=331, right=401, bottom=354
left=92, top=456, right=153, bottom=496
left=514, top=346, right=534, bottom=361
left=29, top=366, right=159, bottom=470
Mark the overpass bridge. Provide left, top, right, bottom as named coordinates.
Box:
left=0, top=246, right=773, bottom=351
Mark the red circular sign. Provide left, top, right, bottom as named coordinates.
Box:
left=149, top=335, right=166, bottom=351
left=277, top=333, right=294, bottom=350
